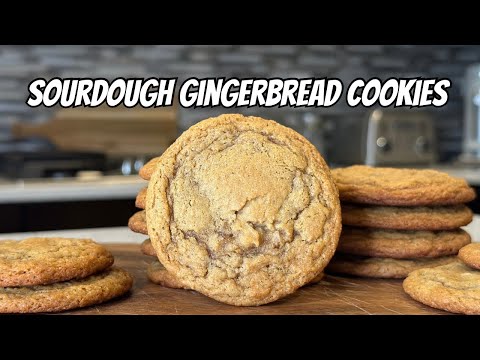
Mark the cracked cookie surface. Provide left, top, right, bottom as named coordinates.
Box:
left=403, top=262, right=480, bottom=314
left=0, top=267, right=132, bottom=313
left=341, top=204, right=473, bottom=230
left=0, top=237, right=114, bottom=287
left=337, top=227, right=471, bottom=258
left=458, top=243, right=480, bottom=270
left=147, top=260, right=325, bottom=290
left=327, top=254, right=456, bottom=279
left=332, top=165, right=476, bottom=206
left=146, top=114, right=341, bottom=306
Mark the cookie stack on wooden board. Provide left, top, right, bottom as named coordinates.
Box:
left=0, top=238, right=133, bottom=313
left=403, top=243, right=480, bottom=314
left=129, top=114, right=342, bottom=306
left=327, top=165, right=476, bottom=279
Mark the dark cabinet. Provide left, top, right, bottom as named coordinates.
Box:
left=0, top=199, right=137, bottom=233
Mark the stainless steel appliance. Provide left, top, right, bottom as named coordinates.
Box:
left=459, top=63, right=480, bottom=164
left=330, top=109, right=437, bottom=166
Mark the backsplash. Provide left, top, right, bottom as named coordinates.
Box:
left=0, top=45, right=479, bottom=162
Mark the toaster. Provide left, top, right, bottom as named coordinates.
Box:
left=329, top=109, right=437, bottom=166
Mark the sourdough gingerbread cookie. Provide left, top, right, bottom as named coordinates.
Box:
left=146, top=114, right=342, bottom=306
left=141, top=239, right=156, bottom=257
left=136, top=187, right=147, bottom=209
left=332, top=165, right=476, bottom=206
left=341, top=204, right=473, bottom=230
left=140, top=157, right=161, bottom=180
left=337, top=227, right=471, bottom=259
left=0, top=237, right=114, bottom=287
left=147, top=261, right=325, bottom=289
left=128, top=211, right=148, bottom=235
left=0, top=267, right=133, bottom=313
left=147, top=261, right=188, bottom=289
left=326, top=254, right=456, bottom=279
left=458, top=243, right=480, bottom=270
left=403, top=262, right=480, bottom=315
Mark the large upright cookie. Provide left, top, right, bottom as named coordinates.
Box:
left=0, top=237, right=114, bottom=287
left=146, top=114, right=341, bottom=306
left=306, top=272, right=324, bottom=285
left=458, top=243, right=480, bottom=270
left=147, top=261, right=325, bottom=290
left=341, top=204, right=473, bottom=230
left=326, top=254, right=456, bottom=279
left=337, top=227, right=471, bottom=259
left=332, top=165, right=476, bottom=206
left=0, top=267, right=133, bottom=313
left=403, top=262, right=480, bottom=315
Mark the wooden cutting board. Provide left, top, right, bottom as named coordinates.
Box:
left=12, top=106, right=177, bottom=157
left=63, top=244, right=447, bottom=315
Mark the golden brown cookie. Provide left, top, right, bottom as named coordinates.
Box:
left=147, top=261, right=188, bottom=289
left=146, top=114, right=342, bottom=306
left=458, top=243, right=480, bottom=270
left=0, top=267, right=133, bottom=313
left=337, top=227, right=471, bottom=259
left=139, top=157, right=161, bottom=180
left=128, top=211, right=148, bottom=235
left=141, top=239, right=156, bottom=257
left=403, top=261, right=480, bottom=315
left=326, top=254, right=456, bottom=279
left=0, top=237, right=114, bottom=287
left=332, top=165, right=476, bottom=206
left=306, top=272, right=324, bottom=285
left=341, top=204, right=473, bottom=230
left=136, top=187, right=147, bottom=209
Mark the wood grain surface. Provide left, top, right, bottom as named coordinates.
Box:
left=64, top=244, right=447, bottom=315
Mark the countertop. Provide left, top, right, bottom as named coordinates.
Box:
left=0, top=175, right=146, bottom=204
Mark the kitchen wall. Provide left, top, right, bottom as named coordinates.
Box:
left=0, top=45, right=479, bottom=162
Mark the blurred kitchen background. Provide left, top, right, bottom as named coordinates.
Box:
left=1, top=44, right=480, bottom=233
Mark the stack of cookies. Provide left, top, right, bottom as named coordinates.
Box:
left=327, top=165, right=476, bottom=279
left=128, top=114, right=342, bottom=306
left=403, top=243, right=480, bottom=314
left=0, top=237, right=133, bottom=313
